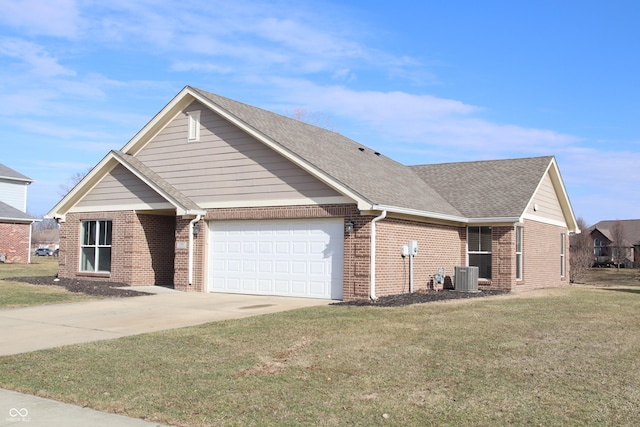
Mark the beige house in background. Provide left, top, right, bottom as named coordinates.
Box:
left=48, top=86, right=578, bottom=300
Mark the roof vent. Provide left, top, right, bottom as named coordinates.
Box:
left=358, top=147, right=365, bottom=152
left=374, top=152, right=380, bottom=156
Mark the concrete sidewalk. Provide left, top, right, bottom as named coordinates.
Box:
left=0, top=287, right=331, bottom=356
left=0, top=388, right=172, bottom=426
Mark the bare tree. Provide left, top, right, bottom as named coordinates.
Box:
left=610, top=220, right=627, bottom=269
left=58, top=168, right=91, bottom=197
left=288, top=107, right=336, bottom=132
left=570, top=217, right=594, bottom=283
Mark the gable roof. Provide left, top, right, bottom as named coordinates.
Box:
left=410, top=157, right=554, bottom=219
left=590, top=220, right=640, bottom=246
left=0, top=200, right=38, bottom=223
left=0, top=163, right=33, bottom=183
left=48, top=150, right=205, bottom=218
left=186, top=87, right=464, bottom=219
left=48, top=85, right=578, bottom=231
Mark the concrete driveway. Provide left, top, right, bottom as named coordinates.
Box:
left=0, top=287, right=331, bottom=356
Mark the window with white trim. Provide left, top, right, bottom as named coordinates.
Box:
left=516, top=226, right=523, bottom=280
left=187, top=110, right=201, bottom=142
left=468, top=226, right=492, bottom=279
left=81, top=220, right=112, bottom=273
left=560, top=233, right=566, bottom=277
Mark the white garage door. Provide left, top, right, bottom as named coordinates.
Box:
left=208, top=219, right=343, bottom=299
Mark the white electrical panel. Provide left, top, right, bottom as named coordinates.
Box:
left=401, top=245, right=409, bottom=257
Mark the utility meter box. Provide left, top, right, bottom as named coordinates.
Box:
left=408, top=240, right=418, bottom=256
left=401, top=245, right=409, bottom=257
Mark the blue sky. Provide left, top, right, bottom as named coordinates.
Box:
left=1, top=0, right=638, bottom=226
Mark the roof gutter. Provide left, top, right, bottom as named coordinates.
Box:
left=370, top=210, right=387, bottom=300
left=372, top=204, right=521, bottom=224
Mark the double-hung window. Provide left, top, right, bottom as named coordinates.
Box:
left=468, top=226, right=492, bottom=279
left=516, top=226, right=523, bottom=280
left=81, top=220, right=112, bottom=273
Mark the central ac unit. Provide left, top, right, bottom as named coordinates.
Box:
left=454, top=266, right=479, bottom=292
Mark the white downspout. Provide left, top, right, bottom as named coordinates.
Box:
left=188, top=214, right=201, bottom=286
left=370, top=210, right=387, bottom=300
left=28, top=222, right=33, bottom=264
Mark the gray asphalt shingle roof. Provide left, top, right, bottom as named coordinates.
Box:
left=0, top=201, right=37, bottom=222
left=590, top=220, right=640, bottom=246
left=112, top=150, right=203, bottom=213
left=0, top=163, right=32, bottom=182
left=191, top=86, right=463, bottom=217
left=410, top=157, right=553, bottom=219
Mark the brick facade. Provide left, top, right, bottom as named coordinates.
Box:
left=375, top=218, right=465, bottom=295
left=519, top=219, right=570, bottom=290
left=0, top=222, right=31, bottom=263
left=57, top=208, right=570, bottom=300
left=59, top=212, right=175, bottom=286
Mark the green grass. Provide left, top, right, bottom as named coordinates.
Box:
left=1, top=280, right=640, bottom=426
left=0, top=257, right=93, bottom=308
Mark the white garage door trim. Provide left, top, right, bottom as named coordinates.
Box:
left=208, top=218, right=344, bottom=300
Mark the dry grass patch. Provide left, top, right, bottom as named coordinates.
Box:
left=0, top=258, right=94, bottom=308
left=1, top=285, right=640, bottom=426
left=578, top=267, right=640, bottom=287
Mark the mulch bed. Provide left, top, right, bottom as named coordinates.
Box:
left=4, top=276, right=153, bottom=297
left=5, top=276, right=509, bottom=305
left=332, top=289, right=508, bottom=307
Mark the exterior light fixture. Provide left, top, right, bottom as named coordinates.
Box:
left=345, top=221, right=354, bottom=233
left=193, top=224, right=201, bottom=235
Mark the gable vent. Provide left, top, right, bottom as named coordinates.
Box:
left=187, top=110, right=201, bottom=142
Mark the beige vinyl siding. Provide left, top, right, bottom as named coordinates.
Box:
left=134, top=101, right=344, bottom=205
left=527, top=172, right=565, bottom=223
left=75, top=164, right=172, bottom=210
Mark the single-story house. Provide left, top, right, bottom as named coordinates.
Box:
left=48, top=86, right=578, bottom=300
left=0, top=163, right=38, bottom=263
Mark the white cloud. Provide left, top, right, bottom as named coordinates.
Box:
left=0, top=0, right=80, bottom=38
left=263, top=79, right=578, bottom=160
left=0, top=38, right=76, bottom=77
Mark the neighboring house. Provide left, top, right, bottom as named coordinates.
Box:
left=0, top=163, right=39, bottom=263
left=588, top=220, right=640, bottom=268
left=47, top=86, right=579, bottom=300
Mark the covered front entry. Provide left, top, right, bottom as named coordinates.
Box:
left=208, top=218, right=344, bottom=299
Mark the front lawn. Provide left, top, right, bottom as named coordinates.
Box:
left=1, top=283, right=639, bottom=426
left=0, top=257, right=94, bottom=308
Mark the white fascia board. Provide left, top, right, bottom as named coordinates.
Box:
left=68, top=202, right=175, bottom=214
left=548, top=158, right=579, bottom=232
left=0, top=217, right=40, bottom=223
left=522, top=212, right=572, bottom=228
left=523, top=157, right=578, bottom=233
left=371, top=204, right=468, bottom=223
left=371, top=204, right=522, bottom=225
left=120, top=87, right=196, bottom=156
left=110, top=153, right=201, bottom=216
left=189, top=90, right=370, bottom=208
left=47, top=151, right=200, bottom=219
left=0, top=175, right=33, bottom=184
left=46, top=152, right=119, bottom=220
left=198, top=196, right=353, bottom=210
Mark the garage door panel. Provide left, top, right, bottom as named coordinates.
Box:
left=208, top=218, right=343, bottom=299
